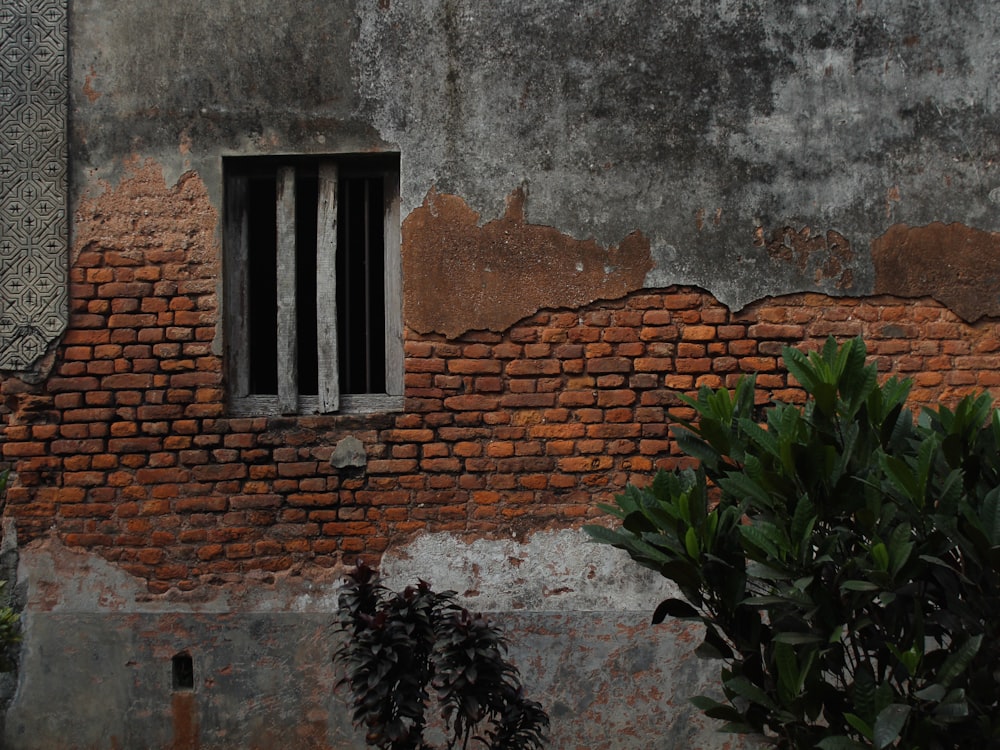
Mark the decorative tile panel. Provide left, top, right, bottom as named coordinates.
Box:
left=0, top=0, right=67, bottom=371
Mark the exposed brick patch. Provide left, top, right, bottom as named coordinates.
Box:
left=402, top=187, right=653, bottom=338
left=2, top=165, right=999, bottom=592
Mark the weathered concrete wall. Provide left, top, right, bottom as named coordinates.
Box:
left=358, top=0, right=1000, bottom=319
left=71, top=0, right=1000, bottom=328
left=3, top=531, right=746, bottom=750
left=0, top=1, right=997, bottom=748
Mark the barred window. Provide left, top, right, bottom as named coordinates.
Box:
left=224, top=155, right=402, bottom=415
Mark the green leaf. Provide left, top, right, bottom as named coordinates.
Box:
left=772, top=632, right=823, bottom=645
left=739, top=417, right=780, bottom=459
left=696, top=624, right=734, bottom=660
left=689, top=695, right=717, bottom=711
left=659, top=560, right=704, bottom=596
left=746, top=561, right=794, bottom=581
left=982, top=486, right=1000, bottom=546
left=881, top=454, right=920, bottom=505
left=817, top=737, right=869, bottom=750
left=914, top=683, right=946, bottom=702
left=717, top=721, right=759, bottom=734
left=622, top=510, right=656, bottom=534
left=583, top=524, right=628, bottom=547
left=723, top=675, right=777, bottom=710
left=887, top=523, right=914, bottom=579
left=689, top=695, right=743, bottom=723
left=684, top=526, right=700, bottom=559
left=937, top=633, right=982, bottom=688
left=843, top=357, right=877, bottom=418
left=873, top=703, right=910, bottom=749
left=871, top=541, right=889, bottom=572
left=651, top=598, right=700, bottom=624
left=741, top=595, right=788, bottom=606
left=783, top=346, right=820, bottom=394
left=640, top=532, right=686, bottom=559
left=774, top=641, right=798, bottom=703
left=844, top=712, right=874, bottom=740
left=673, top=428, right=723, bottom=470
left=841, top=580, right=880, bottom=592
left=887, top=642, right=921, bottom=677
left=854, top=663, right=877, bottom=723
left=932, top=689, right=969, bottom=719
left=719, top=472, right=775, bottom=509
left=790, top=494, right=817, bottom=555
left=739, top=521, right=787, bottom=562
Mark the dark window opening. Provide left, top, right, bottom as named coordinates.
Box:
left=296, top=171, right=319, bottom=396
left=225, top=154, right=400, bottom=414
left=339, top=175, right=387, bottom=394
left=246, top=175, right=278, bottom=395
left=172, top=652, right=194, bottom=691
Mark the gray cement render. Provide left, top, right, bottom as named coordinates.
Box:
left=3, top=533, right=746, bottom=749
left=379, top=529, right=676, bottom=613
left=6, top=611, right=737, bottom=749
left=70, top=0, right=1000, bottom=310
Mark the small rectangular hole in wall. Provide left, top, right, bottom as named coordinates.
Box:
left=172, top=653, right=194, bottom=691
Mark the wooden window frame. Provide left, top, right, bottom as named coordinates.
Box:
left=223, top=155, right=403, bottom=416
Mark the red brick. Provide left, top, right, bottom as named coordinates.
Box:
left=682, top=325, right=715, bottom=341
left=176, top=497, right=228, bottom=513
left=5, top=263, right=997, bottom=591
left=505, top=360, right=561, bottom=376
left=739, top=357, right=778, bottom=372
left=635, top=357, right=672, bottom=372
left=748, top=323, right=805, bottom=339
left=382, top=429, right=435, bottom=443
left=420, top=457, right=461, bottom=472
left=444, top=394, right=500, bottom=411
left=674, top=358, right=712, bottom=373
left=499, top=393, right=556, bottom=408
left=585, top=357, right=632, bottom=374
left=557, top=456, right=614, bottom=472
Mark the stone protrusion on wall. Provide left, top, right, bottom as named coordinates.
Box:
left=329, top=436, right=367, bottom=470
left=0, top=0, right=68, bottom=373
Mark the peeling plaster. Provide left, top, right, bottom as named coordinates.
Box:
left=873, top=222, right=1000, bottom=322
left=754, top=225, right=854, bottom=289
left=402, top=188, right=652, bottom=338
left=18, top=535, right=351, bottom=615
left=380, top=529, right=674, bottom=613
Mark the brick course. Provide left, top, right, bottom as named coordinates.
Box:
left=2, top=164, right=999, bottom=593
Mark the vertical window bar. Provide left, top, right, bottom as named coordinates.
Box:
left=383, top=168, right=403, bottom=396
left=224, top=174, right=250, bottom=400
left=316, top=163, right=340, bottom=412
left=276, top=166, right=298, bottom=414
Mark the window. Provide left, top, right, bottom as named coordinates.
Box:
left=223, top=155, right=403, bottom=415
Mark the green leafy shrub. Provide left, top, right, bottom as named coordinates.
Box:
left=586, top=337, right=1000, bottom=749
left=334, top=561, right=549, bottom=750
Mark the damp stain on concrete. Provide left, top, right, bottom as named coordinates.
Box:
left=872, top=221, right=1000, bottom=322
left=401, top=187, right=653, bottom=339
left=753, top=225, right=854, bottom=290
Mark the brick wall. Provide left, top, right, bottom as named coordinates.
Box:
left=2, top=163, right=999, bottom=593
